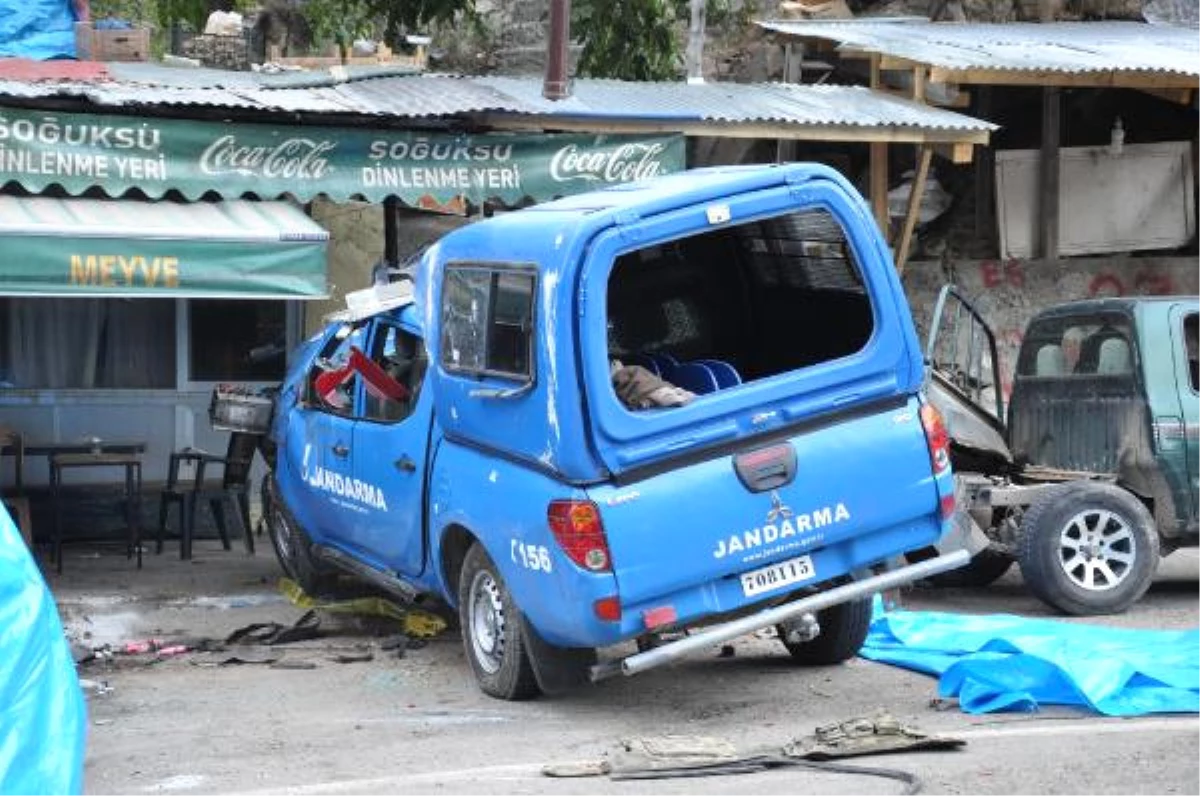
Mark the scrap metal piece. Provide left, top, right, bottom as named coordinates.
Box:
left=783, top=712, right=965, bottom=760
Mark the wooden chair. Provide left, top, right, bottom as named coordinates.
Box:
left=0, top=426, right=33, bottom=549
left=157, top=432, right=257, bottom=559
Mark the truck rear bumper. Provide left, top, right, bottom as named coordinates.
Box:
left=589, top=547, right=969, bottom=681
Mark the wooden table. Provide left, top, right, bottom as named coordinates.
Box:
left=49, top=451, right=144, bottom=574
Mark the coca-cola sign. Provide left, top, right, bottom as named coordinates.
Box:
left=0, top=107, right=685, bottom=209
left=549, top=142, right=671, bottom=184
left=199, top=135, right=336, bottom=180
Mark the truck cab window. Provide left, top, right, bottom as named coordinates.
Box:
left=364, top=323, right=425, bottom=423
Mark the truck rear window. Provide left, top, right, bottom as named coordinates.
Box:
left=1018, top=313, right=1135, bottom=378
left=605, top=207, right=873, bottom=400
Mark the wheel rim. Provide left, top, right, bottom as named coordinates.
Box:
left=467, top=569, right=507, bottom=675
left=1056, top=508, right=1136, bottom=591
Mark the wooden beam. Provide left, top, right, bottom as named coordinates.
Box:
left=928, top=66, right=1199, bottom=89
left=1137, top=87, right=1195, bottom=105
left=896, top=145, right=933, bottom=274
left=777, top=42, right=802, bottom=163
left=468, top=113, right=991, bottom=145
left=1040, top=87, right=1061, bottom=261
left=934, top=142, right=976, bottom=164
left=868, top=55, right=890, bottom=239
left=973, top=85, right=995, bottom=248
left=910, top=65, right=927, bottom=103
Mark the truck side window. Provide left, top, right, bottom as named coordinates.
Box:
left=363, top=323, right=425, bottom=423
left=1184, top=313, right=1198, bottom=393
left=441, top=266, right=535, bottom=382
left=307, top=323, right=366, bottom=416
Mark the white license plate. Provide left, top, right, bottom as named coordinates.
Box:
left=740, top=554, right=816, bottom=597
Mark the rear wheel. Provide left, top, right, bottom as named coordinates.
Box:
left=458, top=544, right=540, bottom=700
left=1018, top=482, right=1159, bottom=616
left=264, top=478, right=337, bottom=596
left=777, top=596, right=872, bottom=665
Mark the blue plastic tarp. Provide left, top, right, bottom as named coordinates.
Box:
left=0, top=506, right=86, bottom=795
left=0, top=0, right=79, bottom=60
left=861, top=605, right=1200, bottom=716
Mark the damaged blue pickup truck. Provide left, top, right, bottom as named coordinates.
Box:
left=263, top=163, right=977, bottom=700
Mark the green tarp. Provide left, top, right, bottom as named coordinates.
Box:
left=0, top=196, right=328, bottom=298
left=0, top=107, right=686, bottom=210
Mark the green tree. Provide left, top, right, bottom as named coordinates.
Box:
left=574, top=0, right=681, bottom=80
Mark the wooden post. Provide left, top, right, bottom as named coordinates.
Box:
left=776, top=43, right=803, bottom=163
left=1040, top=86, right=1061, bottom=261
left=973, top=85, right=994, bottom=246
left=868, top=55, right=890, bottom=240
left=895, top=145, right=933, bottom=275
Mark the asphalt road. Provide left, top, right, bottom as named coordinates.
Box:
left=51, top=543, right=1199, bottom=795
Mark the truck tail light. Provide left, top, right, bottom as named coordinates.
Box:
left=548, top=500, right=612, bottom=572
left=919, top=403, right=952, bottom=475
left=593, top=596, right=622, bottom=622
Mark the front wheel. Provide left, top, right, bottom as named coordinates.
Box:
left=777, top=596, right=872, bottom=665
left=457, top=544, right=540, bottom=700
left=1018, top=482, right=1159, bottom=616
left=263, top=478, right=337, bottom=596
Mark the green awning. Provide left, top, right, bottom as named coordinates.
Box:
left=0, top=196, right=328, bottom=298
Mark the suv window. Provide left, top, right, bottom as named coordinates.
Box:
left=1184, top=313, right=1198, bottom=393
left=1018, top=313, right=1135, bottom=378
left=441, top=266, right=535, bottom=382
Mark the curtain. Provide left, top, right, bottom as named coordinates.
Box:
left=1, top=299, right=174, bottom=389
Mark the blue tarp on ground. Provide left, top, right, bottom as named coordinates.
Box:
left=0, top=506, right=86, bottom=795
left=0, top=0, right=78, bottom=59
left=861, top=606, right=1200, bottom=716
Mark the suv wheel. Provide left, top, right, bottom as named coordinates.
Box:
left=458, top=544, right=540, bottom=700
left=1018, top=482, right=1159, bottom=616
left=777, top=596, right=872, bottom=665
left=264, top=478, right=337, bottom=596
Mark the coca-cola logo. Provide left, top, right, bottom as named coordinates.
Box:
left=199, top=135, right=335, bottom=180
left=549, top=143, right=669, bottom=184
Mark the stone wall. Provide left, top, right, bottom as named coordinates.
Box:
left=902, top=255, right=1199, bottom=396
left=306, top=199, right=468, bottom=334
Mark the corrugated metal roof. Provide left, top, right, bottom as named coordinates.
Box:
left=756, top=20, right=1200, bottom=77
left=0, top=65, right=994, bottom=134
left=476, top=76, right=993, bottom=129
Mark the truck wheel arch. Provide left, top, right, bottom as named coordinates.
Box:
left=439, top=523, right=476, bottom=608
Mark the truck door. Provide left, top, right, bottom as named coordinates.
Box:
left=300, top=322, right=368, bottom=543
left=346, top=314, right=431, bottom=577
left=1169, top=307, right=1198, bottom=525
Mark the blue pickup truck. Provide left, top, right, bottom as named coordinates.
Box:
left=263, top=163, right=976, bottom=699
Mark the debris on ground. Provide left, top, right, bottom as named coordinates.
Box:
left=278, top=578, right=448, bottom=638
left=225, top=610, right=321, bottom=646
left=541, top=712, right=957, bottom=792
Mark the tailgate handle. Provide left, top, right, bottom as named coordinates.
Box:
left=733, top=443, right=797, bottom=493
left=331, top=443, right=350, bottom=458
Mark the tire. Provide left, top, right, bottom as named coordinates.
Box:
left=457, top=544, right=540, bottom=701
left=777, top=596, right=872, bottom=665
left=263, top=478, right=337, bottom=597
left=1018, top=482, right=1159, bottom=616
left=927, top=548, right=1014, bottom=588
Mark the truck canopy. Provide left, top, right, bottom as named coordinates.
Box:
left=419, top=164, right=925, bottom=483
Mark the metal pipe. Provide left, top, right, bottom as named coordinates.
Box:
left=543, top=0, right=570, bottom=100
left=611, top=549, right=969, bottom=678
